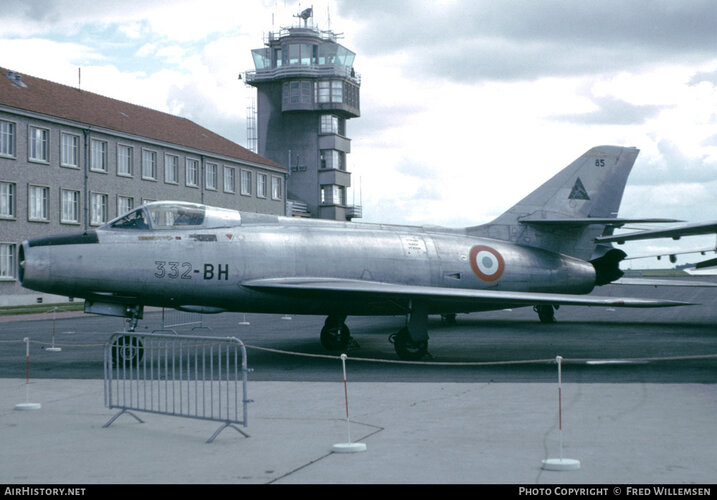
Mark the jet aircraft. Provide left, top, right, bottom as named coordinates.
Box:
left=598, top=222, right=717, bottom=271
left=19, top=145, right=689, bottom=360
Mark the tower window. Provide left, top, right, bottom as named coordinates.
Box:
left=331, top=81, right=343, bottom=103
left=284, top=81, right=314, bottom=105
left=287, top=44, right=314, bottom=65
left=320, top=115, right=339, bottom=134
left=320, top=150, right=345, bottom=170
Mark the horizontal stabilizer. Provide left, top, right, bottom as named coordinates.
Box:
left=243, top=277, right=693, bottom=309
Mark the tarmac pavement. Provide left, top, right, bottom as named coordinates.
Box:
left=1, top=378, right=716, bottom=485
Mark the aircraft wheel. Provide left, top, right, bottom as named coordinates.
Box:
left=320, top=323, right=351, bottom=351
left=392, top=327, right=428, bottom=361
left=112, top=335, right=144, bottom=367
left=534, top=305, right=556, bottom=323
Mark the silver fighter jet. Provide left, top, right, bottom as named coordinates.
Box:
left=19, top=145, right=688, bottom=360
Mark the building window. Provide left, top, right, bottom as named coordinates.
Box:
left=321, top=184, right=345, bottom=205
left=287, top=43, right=314, bottom=66
left=118, top=196, right=134, bottom=216
left=164, top=154, right=178, bottom=184
left=224, top=166, right=236, bottom=193
left=274, top=48, right=282, bottom=67
left=29, top=126, right=49, bottom=162
left=318, top=81, right=330, bottom=103
left=284, top=80, right=314, bottom=105
left=1, top=120, right=16, bottom=158
left=61, top=189, right=80, bottom=224
left=241, top=170, right=252, bottom=196
left=186, top=158, right=199, bottom=187
left=257, top=173, right=267, bottom=198
left=91, top=192, right=108, bottom=225
left=28, top=185, right=50, bottom=221
left=142, top=150, right=157, bottom=180
left=320, top=115, right=340, bottom=135
left=0, top=243, right=16, bottom=280
left=345, top=81, right=360, bottom=108
left=90, top=139, right=107, bottom=172
left=118, top=145, right=133, bottom=176
left=206, top=163, right=218, bottom=190
left=331, top=81, right=343, bottom=103
left=271, top=176, right=282, bottom=201
left=318, top=80, right=345, bottom=104
left=61, top=133, right=80, bottom=168
left=320, top=150, right=345, bottom=170
left=0, top=182, right=15, bottom=219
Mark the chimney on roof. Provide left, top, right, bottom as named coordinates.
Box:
left=6, top=71, right=27, bottom=89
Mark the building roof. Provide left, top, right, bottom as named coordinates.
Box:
left=0, top=67, right=284, bottom=171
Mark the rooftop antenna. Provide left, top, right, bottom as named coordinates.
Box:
left=294, top=6, right=313, bottom=27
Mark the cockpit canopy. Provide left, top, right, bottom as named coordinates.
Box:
left=105, top=202, right=242, bottom=230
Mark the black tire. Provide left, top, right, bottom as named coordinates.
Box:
left=112, top=335, right=144, bottom=367
left=535, top=305, right=556, bottom=323
left=320, top=323, right=351, bottom=351
left=393, top=327, right=428, bottom=361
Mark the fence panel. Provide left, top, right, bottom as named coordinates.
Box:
left=104, top=332, right=251, bottom=443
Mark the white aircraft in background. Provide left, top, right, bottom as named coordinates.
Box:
left=598, top=223, right=717, bottom=275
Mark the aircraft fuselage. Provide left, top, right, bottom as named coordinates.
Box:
left=19, top=216, right=596, bottom=317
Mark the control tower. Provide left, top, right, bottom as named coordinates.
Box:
left=246, top=8, right=361, bottom=220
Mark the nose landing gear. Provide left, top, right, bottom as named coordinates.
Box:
left=320, top=314, right=356, bottom=351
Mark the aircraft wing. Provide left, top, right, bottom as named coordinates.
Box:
left=596, top=221, right=717, bottom=244
left=242, top=278, right=692, bottom=308
left=520, top=217, right=680, bottom=227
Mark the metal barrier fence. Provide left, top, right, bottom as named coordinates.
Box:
left=103, top=332, right=251, bottom=443
left=161, top=308, right=204, bottom=330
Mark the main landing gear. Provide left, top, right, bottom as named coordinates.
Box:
left=534, top=304, right=558, bottom=323
left=389, top=327, right=428, bottom=361
left=320, top=303, right=432, bottom=361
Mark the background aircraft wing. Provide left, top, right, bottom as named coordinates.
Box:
left=613, top=277, right=717, bottom=287
left=597, top=221, right=717, bottom=275
left=596, top=221, right=717, bottom=244
left=242, top=278, right=692, bottom=308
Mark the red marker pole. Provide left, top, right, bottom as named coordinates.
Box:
left=47, top=307, right=61, bottom=352
left=331, top=354, right=366, bottom=453
left=16, top=338, right=41, bottom=411
left=25, top=337, right=30, bottom=383
left=558, top=355, right=564, bottom=459
left=542, top=355, right=579, bottom=470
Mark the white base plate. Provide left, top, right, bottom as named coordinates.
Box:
left=332, top=442, right=367, bottom=453
left=542, top=458, right=580, bottom=471
left=15, top=402, right=42, bottom=411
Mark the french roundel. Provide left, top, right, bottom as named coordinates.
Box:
left=469, top=245, right=505, bottom=282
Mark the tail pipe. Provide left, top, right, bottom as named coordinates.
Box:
left=591, top=248, right=627, bottom=286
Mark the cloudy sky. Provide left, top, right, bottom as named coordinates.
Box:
left=3, top=0, right=717, bottom=266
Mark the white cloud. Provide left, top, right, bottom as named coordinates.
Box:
left=3, top=0, right=717, bottom=246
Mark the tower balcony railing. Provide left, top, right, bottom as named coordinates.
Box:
left=287, top=199, right=311, bottom=217
left=265, top=26, right=340, bottom=44
left=245, top=64, right=361, bottom=85
left=345, top=204, right=363, bottom=220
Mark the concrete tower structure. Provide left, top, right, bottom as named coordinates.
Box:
left=246, top=8, right=361, bottom=220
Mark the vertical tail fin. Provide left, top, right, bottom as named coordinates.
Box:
left=468, top=145, right=640, bottom=260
